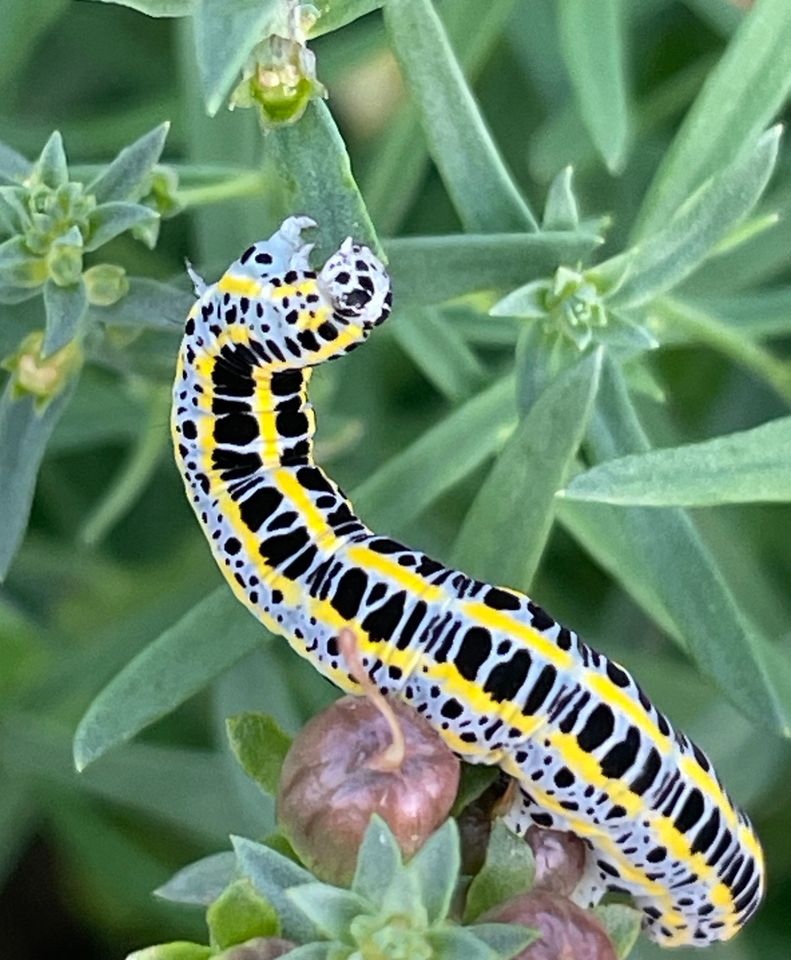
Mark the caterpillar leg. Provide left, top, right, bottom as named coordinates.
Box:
left=503, top=785, right=607, bottom=909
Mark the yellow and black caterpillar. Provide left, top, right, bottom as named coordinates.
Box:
left=172, top=217, right=764, bottom=947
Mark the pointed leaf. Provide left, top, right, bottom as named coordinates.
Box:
left=429, top=927, right=499, bottom=960
left=0, top=377, right=77, bottom=580
left=154, top=852, right=236, bottom=906
left=286, top=884, right=368, bottom=943
left=92, top=276, right=192, bottom=329
left=467, top=923, right=537, bottom=960
left=85, top=201, right=158, bottom=252
left=73, top=587, right=266, bottom=770
left=0, top=139, right=31, bottom=181
left=391, top=308, right=485, bottom=402
left=226, top=712, right=292, bottom=797
left=207, top=878, right=280, bottom=949
left=558, top=0, right=630, bottom=172
left=34, top=131, right=68, bottom=188
left=86, top=0, right=194, bottom=13
left=563, top=415, right=791, bottom=506
left=464, top=821, right=536, bottom=922
left=352, top=375, right=516, bottom=533
left=406, top=818, right=460, bottom=923
left=195, top=0, right=283, bottom=116
left=126, top=944, right=212, bottom=960
left=351, top=815, right=404, bottom=909
left=232, top=836, right=320, bottom=943
left=593, top=904, right=642, bottom=959
left=277, top=945, right=331, bottom=960
left=87, top=123, right=170, bottom=203
left=385, top=232, right=602, bottom=309
left=271, top=99, right=381, bottom=263
left=565, top=357, right=791, bottom=736
left=384, top=0, right=536, bottom=232
left=452, top=349, right=602, bottom=589
left=609, top=126, right=781, bottom=308
left=43, top=278, right=88, bottom=355
left=634, top=0, right=791, bottom=239
left=542, top=166, right=580, bottom=231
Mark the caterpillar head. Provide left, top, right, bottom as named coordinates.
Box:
left=319, top=237, right=392, bottom=331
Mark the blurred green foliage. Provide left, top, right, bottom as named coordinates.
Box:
left=1, top=1, right=791, bottom=958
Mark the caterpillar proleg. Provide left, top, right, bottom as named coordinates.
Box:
left=172, top=216, right=764, bottom=947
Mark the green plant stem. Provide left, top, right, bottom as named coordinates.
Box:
left=176, top=170, right=269, bottom=209
left=79, top=385, right=171, bottom=547
left=652, top=296, right=791, bottom=406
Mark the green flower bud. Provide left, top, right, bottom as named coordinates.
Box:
left=2, top=330, right=82, bottom=409
left=84, top=263, right=129, bottom=306
left=47, top=225, right=83, bottom=286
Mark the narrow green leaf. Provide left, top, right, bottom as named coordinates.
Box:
left=541, top=166, right=579, bottom=231
left=43, top=278, right=88, bottom=355
left=87, top=122, right=170, bottom=203
left=93, top=276, right=192, bottom=329
left=464, top=821, right=536, bottom=922
left=557, top=0, right=630, bottom=173
left=194, top=0, right=282, bottom=115
left=385, top=232, right=602, bottom=309
left=270, top=99, right=381, bottom=262
left=207, top=878, right=280, bottom=950
left=363, top=0, right=515, bottom=234
left=451, top=764, right=499, bottom=817
left=467, top=923, right=537, bottom=960
left=563, top=415, right=791, bottom=506
left=568, top=357, right=791, bottom=735
left=226, top=712, right=292, bottom=797
left=0, top=139, right=30, bottom=181
left=34, top=131, right=68, bottom=188
left=384, top=0, right=537, bottom=232
left=286, top=884, right=369, bottom=942
left=452, top=350, right=602, bottom=590
left=351, top=815, right=403, bottom=910
left=232, top=835, right=320, bottom=943
left=2, top=717, right=245, bottom=842
left=608, top=126, right=781, bottom=308
left=126, top=943, right=212, bottom=960
left=310, top=0, right=382, bottom=36
left=85, top=201, right=158, bottom=252
left=429, top=927, right=501, bottom=960
left=634, top=0, right=791, bottom=239
left=690, top=289, right=791, bottom=340
left=407, top=819, right=460, bottom=924
left=650, top=296, right=791, bottom=406
left=0, top=378, right=77, bottom=580
left=155, top=852, right=236, bottom=906
left=352, top=375, right=516, bottom=533
left=593, top=904, right=642, bottom=959
left=73, top=587, right=266, bottom=770
left=391, top=308, right=485, bottom=402
left=87, top=0, right=194, bottom=15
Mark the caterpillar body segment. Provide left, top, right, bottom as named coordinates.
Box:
left=172, top=217, right=764, bottom=947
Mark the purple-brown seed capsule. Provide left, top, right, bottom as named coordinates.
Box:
left=277, top=694, right=460, bottom=886
left=484, top=891, right=617, bottom=960
left=526, top=826, right=587, bottom=897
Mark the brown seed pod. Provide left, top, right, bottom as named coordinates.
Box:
left=277, top=692, right=460, bottom=887
left=219, top=938, right=296, bottom=960
left=526, top=826, right=587, bottom=897
left=483, top=891, right=617, bottom=960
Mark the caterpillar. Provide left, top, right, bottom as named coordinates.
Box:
left=172, top=216, right=764, bottom=948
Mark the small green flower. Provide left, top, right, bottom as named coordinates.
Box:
left=2, top=330, right=82, bottom=411
left=84, top=263, right=129, bottom=306
left=230, top=6, right=326, bottom=129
